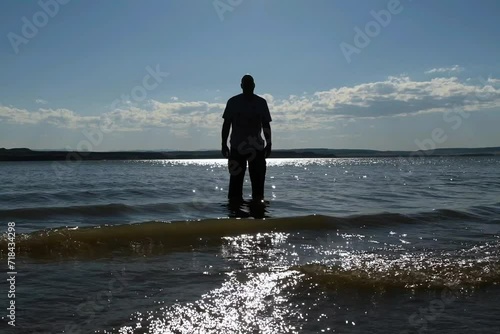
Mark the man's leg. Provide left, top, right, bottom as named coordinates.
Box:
left=227, top=149, right=247, bottom=201
left=248, top=149, right=266, bottom=201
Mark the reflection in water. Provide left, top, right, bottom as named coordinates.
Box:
left=225, top=199, right=270, bottom=219
left=102, top=220, right=497, bottom=333
left=122, top=271, right=303, bottom=334
left=118, top=232, right=304, bottom=333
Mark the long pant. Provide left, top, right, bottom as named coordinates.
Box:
left=227, top=148, right=266, bottom=201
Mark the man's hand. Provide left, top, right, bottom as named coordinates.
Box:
left=222, top=144, right=230, bottom=158
left=264, top=143, right=272, bottom=158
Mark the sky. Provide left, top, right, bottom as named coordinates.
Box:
left=1, top=0, right=500, bottom=151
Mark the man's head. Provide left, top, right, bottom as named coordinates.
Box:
left=241, top=74, right=255, bottom=94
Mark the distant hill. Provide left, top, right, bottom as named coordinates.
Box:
left=0, top=147, right=499, bottom=161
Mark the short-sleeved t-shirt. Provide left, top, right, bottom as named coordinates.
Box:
left=222, top=93, right=272, bottom=149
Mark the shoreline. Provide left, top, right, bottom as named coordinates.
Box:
left=1, top=147, right=499, bottom=161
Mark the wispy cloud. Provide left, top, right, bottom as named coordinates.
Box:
left=0, top=106, right=99, bottom=129
left=2, top=75, right=499, bottom=134
left=425, top=65, right=464, bottom=75
left=35, top=99, right=48, bottom=105
left=100, top=101, right=225, bottom=132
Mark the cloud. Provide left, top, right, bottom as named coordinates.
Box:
left=425, top=65, right=464, bottom=75
left=35, top=99, right=48, bottom=105
left=125, top=75, right=500, bottom=132
left=2, top=74, right=500, bottom=134
left=0, top=106, right=99, bottom=129
left=97, top=100, right=226, bottom=132
left=311, top=75, right=499, bottom=114
left=268, top=75, right=500, bottom=131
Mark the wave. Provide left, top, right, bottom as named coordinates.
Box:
left=2, top=210, right=500, bottom=290
left=295, top=242, right=500, bottom=289
left=1, top=201, right=497, bottom=221
left=1, top=205, right=498, bottom=259
left=0, top=215, right=333, bottom=258
left=0, top=203, right=140, bottom=219
left=0, top=202, right=194, bottom=219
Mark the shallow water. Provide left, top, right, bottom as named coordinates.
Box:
left=1, top=157, right=499, bottom=333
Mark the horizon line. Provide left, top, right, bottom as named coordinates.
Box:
left=2, top=146, right=500, bottom=153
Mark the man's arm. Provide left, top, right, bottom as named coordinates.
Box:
left=221, top=98, right=233, bottom=158
left=263, top=121, right=272, bottom=158
left=221, top=119, right=231, bottom=158
left=261, top=98, right=272, bottom=158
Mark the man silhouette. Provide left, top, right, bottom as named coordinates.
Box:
left=221, top=74, right=272, bottom=202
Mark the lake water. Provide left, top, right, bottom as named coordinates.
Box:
left=1, top=157, right=500, bottom=333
